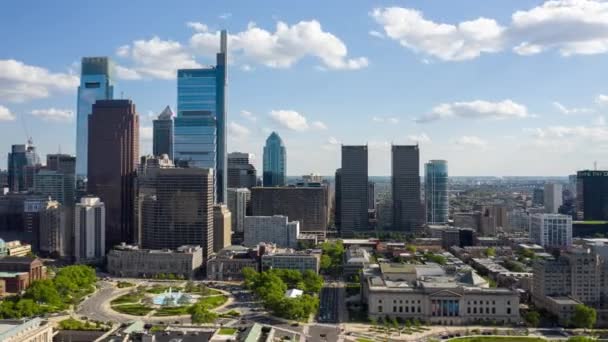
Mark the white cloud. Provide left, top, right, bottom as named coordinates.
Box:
left=371, top=7, right=505, bottom=61
left=114, top=65, right=142, bottom=80
left=553, top=101, right=593, bottom=115
left=416, top=99, right=528, bottom=123
left=373, top=1, right=608, bottom=60
left=219, top=13, right=232, bottom=20
left=407, top=133, right=431, bottom=143
left=596, top=94, right=608, bottom=105
left=189, top=20, right=368, bottom=70
left=29, top=108, right=74, bottom=122
left=594, top=116, right=606, bottom=126
left=115, top=36, right=201, bottom=79
left=312, top=121, right=328, bottom=130
left=187, top=22, right=209, bottom=33
left=0, top=59, right=79, bottom=103
left=510, top=0, right=608, bottom=57
left=526, top=125, right=608, bottom=142
left=269, top=110, right=309, bottom=131
left=372, top=116, right=399, bottom=124
left=453, top=135, right=488, bottom=148
left=327, top=136, right=340, bottom=145
left=240, top=110, right=257, bottom=122
left=0, top=105, right=16, bottom=121
left=140, top=126, right=153, bottom=140
left=228, top=121, right=250, bottom=139
left=369, top=30, right=385, bottom=39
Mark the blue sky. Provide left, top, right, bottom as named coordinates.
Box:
left=2, top=0, right=608, bottom=176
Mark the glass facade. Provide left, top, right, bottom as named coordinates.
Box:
left=7, top=142, right=41, bottom=192
left=425, top=160, right=449, bottom=224
left=263, top=132, right=286, bottom=187
left=174, top=31, right=227, bottom=203
left=75, top=57, right=114, bottom=178
left=153, top=106, right=175, bottom=160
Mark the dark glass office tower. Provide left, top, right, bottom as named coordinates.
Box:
left=228, top=152, right=257, bottom=189
left=425, top=160, right=449, bottom=224
left=153, top=105, right=174, bottom=159
left=87, top=100, right=139, bottom=249
left=577, top=170, right=608, bottom=220
left=392, top=145, right=423, bottom=233
left=263, top=132, right=286, bottom=187
left=175, top=31, right=227, bottom=203
left=139, top=167, right=214, bottom=261
left=75, top=57, right=114, bottom=178
left=340, top=146, right=368, bottom=237
left=334, top=168, right=342, bottom=230
left=7, top=140, right=40, bottom=192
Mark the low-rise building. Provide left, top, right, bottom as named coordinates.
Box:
left=207, top=246, right=258, bottom=281
left=0, top=272, right=29, bottom=293
left=107, top=244, right=203, bottom=279
left=0, top=256, right=45, bottom=284
left=361, top=263, right=520, bottom=325
left=0, top=318, right=53, bottom=342
left=4, top=240, right=32, bottom=257
left=244, top=216, right=299, bottom=249
left=261, top=249, right=321, bottom=273
left=344, top=246, right=371, bottom=276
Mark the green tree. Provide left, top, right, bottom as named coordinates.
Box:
left=189, top=303, right=218, bottom=324
left=572, top=304, right=597, bottom=329
left=405, top=245, right=417, bottom=254
left=524, top=310, right=540, bottom=327
left=302, top=270, right=323, bottom=294
left=567, top=337, right=597, bottom=342
left=25, top=279, right=62, bottom=307
left=320, top=255, right=332, bottom=270
left=485, top=247, right=496, bottom=257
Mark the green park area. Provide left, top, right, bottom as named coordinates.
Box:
left=243, top=267, right=323, bottom=322
left=0, top=265, right=96, bottom=318
left=109, top=283, right=228, bottom=323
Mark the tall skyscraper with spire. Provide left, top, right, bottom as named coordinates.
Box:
left=263, top=132, right=286, bottom=187
left=75, top=57, right=114, bottom=179
left=175, top=31, right=227, bottom=203
left=153, top=105, right=174, bottom=159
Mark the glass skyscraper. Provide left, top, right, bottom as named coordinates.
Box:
left=425, top=160, right=449, bottom=224
left=75, top=57, right=114, bottom=178
left=7, top=140, right=41, bottom=192
left=153, top=105, right=174, bottom=159
left=175, top=30, right=227, bottom=203
left=263, top=132, right=286, bottom=187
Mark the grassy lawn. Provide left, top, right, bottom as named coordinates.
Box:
left=153, top=306, right=190, bottom=316
left=117, top=281, right=135, bottom=288
left=111, top=303, right=153, bottom=316
left=357, top=338, right=374, bottom=342
left=145, top=285, right=182, bottom=294
left=218, top=327, right=237, bottom=335
left=198, top=295, right=228, bottom=308
left=58, top=318, right=109, bottom=331
left=110, top=292, right=144, bottom=305
left=219, top=309, right=240, bottom=318
left=448, top=337, right=546, bottom=342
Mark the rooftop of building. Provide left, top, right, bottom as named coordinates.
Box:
left=0, top=271, right=28, bottom=277
left=0, top=318, right=47, bottom=340
left=0, top=256, right=38, bottom=264
left=111, top=244, right=201, bottom=254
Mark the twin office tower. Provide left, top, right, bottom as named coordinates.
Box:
left=75, top=31, right=228, bottom=202
left=338, top=145, right=448, bottom=237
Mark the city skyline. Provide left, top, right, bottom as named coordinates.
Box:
left=3, top=1, right=608, bottom=176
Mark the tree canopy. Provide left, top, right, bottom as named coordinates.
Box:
left=571, top=304, right=597, bottom=329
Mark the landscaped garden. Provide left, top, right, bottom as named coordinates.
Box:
left=448, top=337, right=547, bottom=342
left=109, top=282, right=228, bottom=323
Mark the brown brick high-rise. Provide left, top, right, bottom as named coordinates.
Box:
left=87, top=100, right=139, bottom=249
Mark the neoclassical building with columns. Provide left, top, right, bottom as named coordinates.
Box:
left=361, top=263, right=520, bottom=325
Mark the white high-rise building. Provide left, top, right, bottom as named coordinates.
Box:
left=74, top=196, right=106, bottom=262
left=544, top=183, right=563, bottom=214
left=244, top=215, right=299, bottom=248
left=227, top=188, right=250, bottom=234
left=530, top=213, right=572, bottom=248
